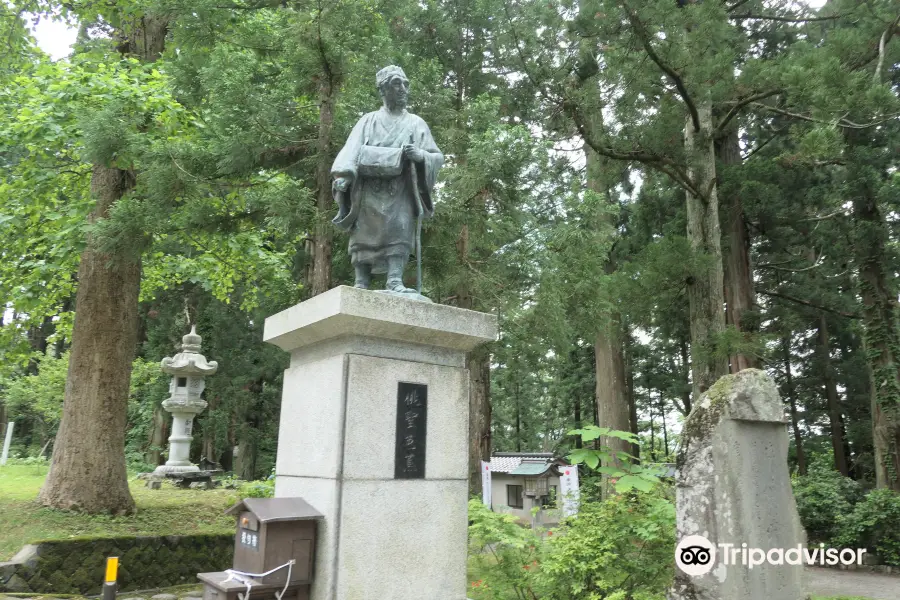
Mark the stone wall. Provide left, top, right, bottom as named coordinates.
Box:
left=0, top=534, right=233, bottom=595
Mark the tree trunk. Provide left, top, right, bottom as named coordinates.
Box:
left=684, top=104, right=728, bottom=399
left=202, top=396, right=218, bottom=467
left=573, top=374, right=582, bottom=449
left=717, top=129, right=758, bottom=372
left=467, top=347, right=491, bottom=496
left=782, top=334, right=807, bottom=476
left=26, top=316, right=55, bottom=375
left=595, top=328, right=632, bottom=463
left=679, top=335, right=692, bottom=415
left=626, top=342, right=640, bottom=460
left=306, top=71, right=336, bottom=297
left=0, top=402, right=6, bottom=447
left=660, top=394, right=669, bottom=460
left=585, top=142, right=631, bottom=466
left=455, top=214, right=493, bottom=495
left=145, top=401, right=168, bottom=466
left=817, top=315, right=850, bottom=476
left=38, top=14, right=167, bottom=514
left=851, top=168, right=900, bottom=491
left=236, top=436, right=257, bottom=481
left=38, top=165, right=140, bottom=513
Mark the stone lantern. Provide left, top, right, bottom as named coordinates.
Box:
left=154, top=325, right=219, bottom=475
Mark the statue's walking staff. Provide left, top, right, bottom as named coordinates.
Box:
left=409, top=133, right=424, bottom=294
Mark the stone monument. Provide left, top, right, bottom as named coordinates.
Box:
left=331, top=65, right=443, bottom=300
left=264, top=286, right=497, bottom=600
left=154, top=326, right=218, bottom=476
left=262, top=66, right=495, bottom=600
left=668, top=369, right=807, bottom=600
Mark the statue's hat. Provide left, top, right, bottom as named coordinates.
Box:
left=376, top=65, right=407, bottom=87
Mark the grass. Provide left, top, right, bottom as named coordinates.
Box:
left=0, top=463, right=235, bottom=561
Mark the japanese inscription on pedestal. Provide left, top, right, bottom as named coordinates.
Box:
left=395, top=382, right=427, bottom=479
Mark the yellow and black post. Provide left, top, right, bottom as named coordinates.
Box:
left=102, top=556, right=119, bottom=600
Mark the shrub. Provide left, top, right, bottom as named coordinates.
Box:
left=835, top=488, right=900, bottom=566
left=537, top=491, right=675, bottom=600
left=792, top=458, right=864, bottom=543
left=468, top=498, right=542, bottom=600
left=240, top=478, right=275, bottom=498
left=224, top=475, right=275, bottom=507
left=467, top=490, right=676, bottom=600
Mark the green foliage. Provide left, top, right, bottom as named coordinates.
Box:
left=125, top=357, right=169, bottom=468
left=468, top=499, right=543, bottom=600
left=468, top=490, right=676, bottom=600
left=239, top=477, right=275, bottom=499
left=835, top=489, right=900, bottom=567
left=2, top=352, right=69, bottom=452
left=2, top=0, right=899, bottom=540
left=539, top=492, right=675, bottom=600
left=2, top=352, right=169, bottom=461
left=568, top=426, right=667, bottom=494
left=792, top=455, right=865, bottom=543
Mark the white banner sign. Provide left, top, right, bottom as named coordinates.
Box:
left=559, top=464, right=579, bottom=517
left=481, top=460, right=492, bottom=507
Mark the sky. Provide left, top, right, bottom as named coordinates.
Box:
left=30, top=0, right=831, bottom=60
left=31, top=16, right=77, bottom=60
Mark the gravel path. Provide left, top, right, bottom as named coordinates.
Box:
left=807, top=567, right=900, bottom=599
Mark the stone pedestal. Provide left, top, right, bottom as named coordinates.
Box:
left=264, top=286, right=497, bottom=600
left=155, top=406, right=204, bottom=474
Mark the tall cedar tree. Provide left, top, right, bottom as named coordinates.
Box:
left=39, top=13, right=168, bottom=513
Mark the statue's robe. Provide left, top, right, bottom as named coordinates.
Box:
left=331, top=107, right=444, bottom=274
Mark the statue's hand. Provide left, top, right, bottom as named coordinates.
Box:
left=333, top=177, right=350, bottom=192
left=403, top=144, right=425, bottom=164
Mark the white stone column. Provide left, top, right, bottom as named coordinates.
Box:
left=161, top=408, right=203, bottom=471
left=264, top=286, right=497, bottom=600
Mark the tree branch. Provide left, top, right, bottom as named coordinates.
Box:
left=741, top=127, right=786, bottom=161
left=874, top=28, right=889, bottom=83
left=799, top=209, right=846, bottom=222
left=757, top=256, right=824, bottom=273
left=752, top=102, right=900, bottom=129
left=757, top=289, right=858, bottom=319
left=502, top=0, right=556, bottom=106
left=715, top=89, right=784, bottom=136
left=848, top=13, right=900, bottom=71
left=729, top=13, right=842, bottom=23
left=623, top=3, right=701, bottom=132
left=563, top=99, right=701, bottom=198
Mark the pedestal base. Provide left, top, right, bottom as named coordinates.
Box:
left=153, top=463, right=200, bottom=475
left=264, top=286, right=497, bottom=600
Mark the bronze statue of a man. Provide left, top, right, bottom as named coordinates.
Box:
left=331, top=66, right=444, bottom=296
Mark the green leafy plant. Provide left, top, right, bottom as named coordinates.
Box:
left=468, top=499, right=543, bottom=600
left=792, top=456, right=865, bottom=543
left=224, top=475, right=275, bottom=507
left=567, top=426, right=667, bottom=493
left=538, top=491, right=675, bottom=600
left=240, top=479, right=275, bottom=498
left=835, top=489, right=900, bottom=566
